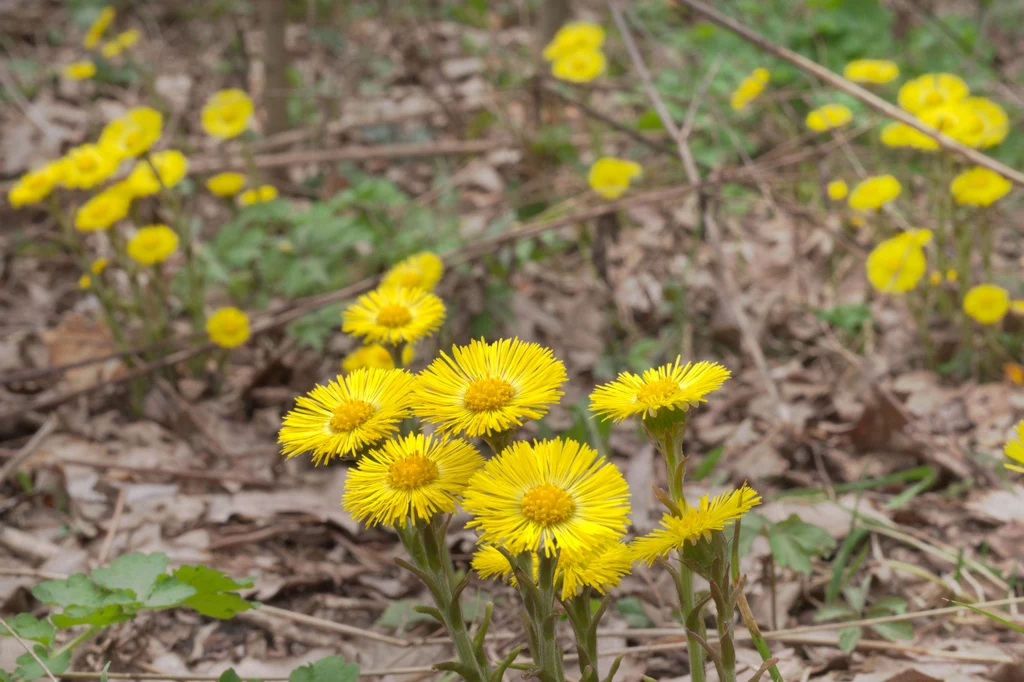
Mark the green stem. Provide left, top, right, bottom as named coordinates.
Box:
left=526, top=553, right=566, bottom=682
left=51, top=626, right=101, bottom=660
left=563, top=591, right=600, bottom=682
left=736, top=591, right=785, bottom=682
left=676, top=564, right=706, bottom=682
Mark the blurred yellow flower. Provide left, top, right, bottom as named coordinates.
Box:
left=879, top=121, right=939, bottom=151
left=101, top=29, right=140, bottom=58
left=848, top=174, right=901, bottom=211
left=201, top=89, right=254, bottom=139
left=843, top=59, right=899, bottom=84
left=63, top=144, right=121, bottom=189
left=588, top=157, right=642, bottom=199
left=91, top=258, right=109, bottom=275
left=751, top=67, right=770, bottom=83
left=127, top=225, right=179, bottom=266
left=99, top=107, right=163, bottom=157
left=8, top=162, right=63, bottom=208
left=946, top=269, right=958, bottom=283
left=126, top=150, right=188, bottom=196
left=206, top=172, right=247, bottom=197
left=238, top=185, right=278, bottom=206
left=963, top=97, right=1008, bottom=148
left=74, top=187, right=131, bottom=231
left=206, top=306, right=251, bottom=348
left=78, top=274, right=92, bottom=290
left=551, top=49, right=606, bottom=83
left=928, top=270, right=942, bottom=286
left=542, top=21, right=605, bottom=61
left=806, top=103, right=852, bottom=132
left=1006, top=421, right=1024, bottom=474
left=730, top=69, right=769, bottom=111
left=83, top=7, right=115, bottom=49
left=342, top=286, right=446, bottom=346
left=898, top=73, right=969, bottom=114
left=865, top=229, right=932, bottom=294
left=918, top=102, right=982, bottom=147
left=63, top=61, right=97, bottom=80
left=1004, top=364, right=1024, bottom=387
left=827, top=180, right=848, bottom=200
left=950, top=167, right=1012, bottom=207
left=342, top=344, right=395, bottom=373
left=963, top=284, right=1009, bottom=324
left=382, top=252, right=444, bottom=291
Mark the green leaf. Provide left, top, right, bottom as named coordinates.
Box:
left=51, top=604, right=134, bottom=628
left=837, top=626, right=861, bottom=654
left=1, top=667, right=12, bottom=682
left=0, top=614, right=56, bottom=645
left=375, top=600, right=436, bottom=629
left=868, top=620, right=914, bottom=642
left=92, top=552, right=169, bottom=601
left=614, top=597, right=654, bottom=628
left=868, top=597, right=907, bottom=615
left=33, top=574, right=133, bottom=610
left=288, top=656, right=359, bottom=682
left=172, top=565, right=256, bottom=619
left=812, top=604, right=857, bottom=623
left=15, top=645, right=71, bottom=682
left=219, top=669, right=244, bottom=682
left=767, top=515, right=836, bottom=575
left=144, top=575, right=197, bottom=609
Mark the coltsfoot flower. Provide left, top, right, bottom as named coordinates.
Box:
left=848, top=174, right=901, bottom=211
left=126, top=150, right=188, bottom=196
left=63, top=61, right=97, bottom=80
left=917, top=102, right=983, bottom=147
left=343, top=432, right=484, bottom=527
left=730, top=68, right=769, bottom=111
left=462, top=438, right=630, bottom=557
left=206, top=172, right=247, bottom=197
left=843, top=59, right=899, bottom=84
left=879, top=122, right=939, bottom=150
left=99, top=107, right=163, bottom=157
left=949, top=167, right=1012, bottom=207
left=963, top=284, right=1010, bottom=325
left=63, top=144, right=121, bottom=189
left=83, top=6, right=115, bottom=49
left=827, top=180, right=848, bottom=201
left=1006, top=422, right=1024, bottom=474
left=8, top=162, right=63, bottom=208
left=206, top=306, right=251, bottom=349
left=472, top=540, right=633, bottom=600
left=542, top=21, right=605, bottom=61
left=382, top=252, right=444, bottom=291
left=127, top=225, right=179, bottom=266
left=551, top=49, right=606, bottom=83
left=963, top=97, right=1009, bottom=148
left=590, top=359, right=730, bottom=423
left=201, top=89, right=254, bottom=139
left=238, top=185, right=278, bottom=206
left=805, top=104, right=853, bottom=132
left=588, top=158, right=642, bottom=200
left=101, top=29, right=140, bottom=58
left=278, top=367, right=416, bottom=464
left=413, top=338, right=567, bottom=438
left=865, top=229, right=932, bottom=294
left=74, top=187, right=132, bottom=231
left=342, top=286, right=445, bottom=346
left=897, top=73, right=969, bottom=114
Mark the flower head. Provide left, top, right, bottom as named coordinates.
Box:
left=848, top=174, right=901, bottom=211
left=238, top=185, right=278, bottom=206
left=963, top=97, right=1008, bottom=148
left=63, top=61, right=97, bottom=80
left=74, top=187, right=131, bottom=231
left=101, top=29, right=140, bottom=58
left=99, top=107, right=163, bottom=157
left=83, top=6, right=115, bottom=48
left=542, top=22, right=605, bottom=61
left=201, top=89, right=254, bottom=139
left=342, top=286, right=445, bottom=346
left=551, top=49, right=606, bottom=83
left=62, top=144, right=121, bottom=189
left=897, top=73, right=969, bottom=114
left=79, top=274, right=92, bottom=290
left=865, top=229, right=932, bottom=294
left=1004, top=363, right=1024, bottom=386
left=278, top=368, right=416, bottom=464
left=206, top=306, right=250, bottom=348
left=588, top=158, right=642, bottom=200
left=963, top=284, right=1010, bottom=325
left=8, top=162, right=63, bottom=208
left=383, top=252, right=444, bottom=291
left=126, top=150, right=188, bottom=196
left=342, top=344, right=398, bottom=372
left=730, top=69, right=769, bottom=111
left=91, top=258, right=109, bottom=276
left=462, top=438, right=630, bottom=557
left=1004, top=421, right=1024, bottom=474
left=879, top=122, right=939, bottom=151
left=127, top=225, right=179, bottom=266
left=206, top=172, right=247, bottom=197
left=949, top=167, right=1012, bottom=207
left=472, top=545, right=527, bottom=585
left=805, top=103, right=853, bottom=132
left=827, top=180, right=848, bottom=201
left=556, top=539, right=633, bottom=600
left=413, top=338, right=567, bottom=438
left=590, top=359, right=730, bottom=424
left=917, top=102, right=983, bottom=146
left=632, top=486, right=761, bottom=565
left=928, top=270, right=943, bottom=286
left=343, top=433, right=484, bottom=527
left=843, top=59, right=899, bottom=84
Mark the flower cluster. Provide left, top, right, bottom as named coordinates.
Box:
left=730, top=67, right=770, bottom=111
left=544, top=21, right=607, bottom=83
left=62, top=6, right=143, bottom=81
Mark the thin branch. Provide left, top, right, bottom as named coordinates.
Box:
left=0, top=615, right=60, bottom=682
left=0, top=415, right=58, bottom=482
left=257, top=605, right=410, bottom=647
left=95, top=487, right=126, bottom=566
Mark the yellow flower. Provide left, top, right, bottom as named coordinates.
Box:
left=206, top=306, right=251, bottom=348
left=278, top=367, right=416, bottom=464
left=62, top=61, right=97, bottom=80
left=382, top=252, right=444, bottom=291
left=963, top=284, right=1010, bottom=325
left=462, top=438, right=631, bottom=557
left=848, top=174, right=901, bottom=211
left=631, top=486, right=761, bottom=565
left=805, top=103, right=853, bottom=132
left=472, top=545, right=529, bottom=586
left=946, top=269, right=958, bottom=283
left=949, top=167, right=1012, bottom=207
left=342, top=344, right=396, bottom=373
left=879, top=122, right=939, bottom=151
left=865, top=229, right=932, bottom=294
left=343, top=433, right=484, bottom=527
left=99, top=107, right=163, bottom=157
left=91, top=258, right=109, bottom=275
left=8, top=162, right=63, bottom=208
left=551, top=49, right=606, bottom=83
left=542, top=21, right=605, bottom=61
left=556, top=539, right=633, bottom=600
left=413, top=338, right=567, bottom=439
left=730, top=69, right=769, bottom=111
left=963, top=97, right=1009, bottom=148
left=126, top=225, right=179, bottom=266
left=62, top=144, right=121, bottom=189
left=206, top=172, right=247, bottom=197
left=897, top=73, right=969, bottom=114
left=1004, top=364, right=1024, bottom=387
left=101, top=29, right=140, bottom=58
left=1005, top=421, right=1024, bottom=474
left=342, top=285, right=446, bottom=346
left=928, top=270, right=943, bottom=286
left=201, top=89, right=254, bottom=139
left=843, top=59, right=899, bottom=84
left=588, top=158, right=642, bottom=200
left=590, top=359, right=730, bottom=424
left=125, top=150, right=188, bottom=196
left=917, top=102, right=983, bottom=147
left=238, top=185, right=278, bottom=206
left=827, top=180, right=848, bottom=201
left=751, top=68, right=770, bottom=83
left=74, top=188, right=131, bottom=231
left=78, top=274, right=92, bottom=290
left=83, top=6, right=115, bottom=49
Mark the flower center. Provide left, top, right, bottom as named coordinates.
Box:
left=329, top=400, right=375, bottom=432
left=521, top=484, right=575, bottom=525
left=463, top=377, right=515, bottom=412
left=387, top=453, right=439, bottom=490
left=376, top=304, right=412, bottom=328
left=636, top=378, right=680, bottom=404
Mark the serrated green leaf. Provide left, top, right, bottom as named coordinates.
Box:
left=144, top=576, right=197, bottom=609
left=172, top=565, right=256, bottom=619
left=767, top=515, right=836, bottom=575
left=614, top=597, right=654, bottom=628
left=868, top=620, right=914, bottom=642
left=288, top=656, right=359, bottom=682
left=837, top=626, right=861, bottom=654
left=0, top=614, right=56, bottom=645
left=33, top=574, right=133, bottom=610
left=92, top=552, right=169, bottom=601
left=15, top=645, right=71, bottom=681
left=51, top=604, right=135, bottom=628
